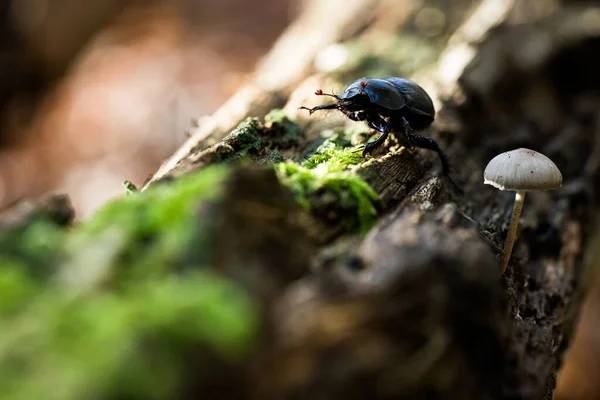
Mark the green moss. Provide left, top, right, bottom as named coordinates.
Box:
left=264, top=109, right=288, bottom=125
left=0, top=164, right=261, bottom=399
left=256, top=150, right=285, bottom=164
left=0, top=258, right=40, bottom=316
left=228, top=117, right=263, bottom=154
left=190, top=118, right=264, bottom=168
left=0, top=271, right=258, bottom=400
left=63, top=164, right=230, bottom=288
left=76, top=165, right=227, bottom=238
left=264, top=109, right=303, bottom=148
left=276, top=137, right=378, bottom=234
left=302, top=141, right=363, bottom=170
left=0, top=220, right=66, bottom=282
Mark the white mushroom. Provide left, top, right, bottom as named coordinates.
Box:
left=483, top=148, right=563, bottom=273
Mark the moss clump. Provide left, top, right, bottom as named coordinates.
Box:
left=302, top=141, right=363, bottom=169
left=256, top=150, right=285, bottom=164
left=0, top=219, right=65, bottom=282
left=0, top=164, right=260, bottom=400
left=0, top=271, right=258, bottom=400
left=188, top=118, right=264, bottom=168
left=227, top=117, right=263, bottom=154
left=303, top=126, right=372, bottom=158
left=276, top=137, right=378, bottom=234
left=264, top=108, right=292, bottom=125
left=263, top=109, right=303, bottom=148
left=62, top=165, right=230, bottom=288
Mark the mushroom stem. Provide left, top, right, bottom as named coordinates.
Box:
left=501, top=190, right=526, bottom=273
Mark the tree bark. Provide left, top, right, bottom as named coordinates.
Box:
left=2, top=1, right=598, bottom=399
left=140, top=1, right=600, bottom=399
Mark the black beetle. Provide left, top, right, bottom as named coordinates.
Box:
left=299, top=77, right=450, bottom=175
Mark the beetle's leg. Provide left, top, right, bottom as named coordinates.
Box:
left=401, top=116, right=450, bottom=175
left=298, top=103, right=338, bottom=115
left=363, top=120, right=390, bottom=156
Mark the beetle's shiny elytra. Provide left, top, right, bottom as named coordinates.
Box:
left=299, top=77, right=450, bottom=176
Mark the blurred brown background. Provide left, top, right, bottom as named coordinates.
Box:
left=0, top=0, right=296, bottom=218
left=0, top=0, right=598, bottom=398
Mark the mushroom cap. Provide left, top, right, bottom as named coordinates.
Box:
left=483, top=148, right=563, bottom=191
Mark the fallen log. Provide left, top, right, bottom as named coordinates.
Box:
left=0, top=1, right=599, bottom=399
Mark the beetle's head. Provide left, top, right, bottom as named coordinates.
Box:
left=298, top=82, right=382, bottom=115
left=341, top=78, right=406, bottom=111
left=314, top=88, right=370, bottom=111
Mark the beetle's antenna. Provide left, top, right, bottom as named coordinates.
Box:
left=314, top=89, right=340, bottom=100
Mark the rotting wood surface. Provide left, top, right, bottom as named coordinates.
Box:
left=2, top=1, right=599, bottom=399
left=140, top=2, right=600, bottom=399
